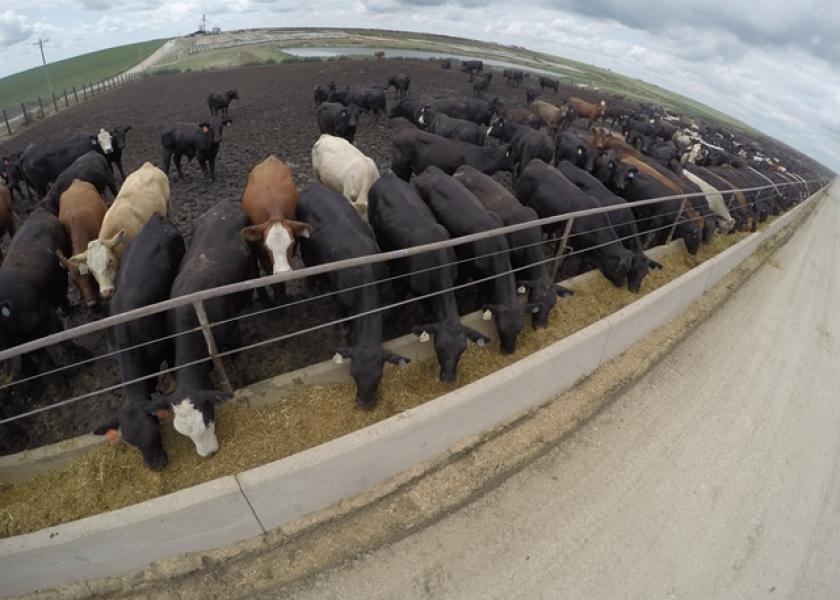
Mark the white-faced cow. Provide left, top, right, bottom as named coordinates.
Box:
left=68, top=162, right=170, bottom=298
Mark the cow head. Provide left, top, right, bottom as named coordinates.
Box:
left=109, top=125, right=132, bottom=152
left=227, top=89, right=239, bottom=101
left=56, top=249, right=99, bottom=307
left=596, top=245, right=633, bottom=288
left=627, top=253, right=661, bottom=294
left=342, top=104, right=361, bottom=129
left=93, top=403, right=169, bottom=471
left=417, top=105, right=435, bottom=128
left=68, top=230, right=127, bottom=299
left=94, top=128, right=114, bottom=155
left=517, top=279, right=571, bottom=329
left=677, top=220, right=702, bottom=255
left=412, top=321, right=489, bottom=382
left=611, top=165, right=638, bottom=192
left=150, top=390, right=232, bottom=457
left=482, top=303, right=538, bottom=354
left=241, top=219, right=312, bottom=274
left=487, top=117, right=506, bottom=139
left=335, top=346, right=410, bottom=410
left=488, top=97, right=505, bottom=120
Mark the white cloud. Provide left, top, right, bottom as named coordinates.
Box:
left=0, top=11, right=32, bottom=48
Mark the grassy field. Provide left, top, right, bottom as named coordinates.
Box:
left=0, top=39, right=166, bottom=110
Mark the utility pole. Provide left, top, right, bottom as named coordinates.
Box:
left=33, top=38, right=54, bottom=100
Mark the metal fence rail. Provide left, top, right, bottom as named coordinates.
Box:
left=0, top=177, right=828, bottom=429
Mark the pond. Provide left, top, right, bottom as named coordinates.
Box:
left=283, top=47, right=577, bottom=79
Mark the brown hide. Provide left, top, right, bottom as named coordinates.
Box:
left=240, top=155, right=306, bottom=273
left=570, top=96, right=607, bottom=122
left=58, top=180, right=107, bottom=306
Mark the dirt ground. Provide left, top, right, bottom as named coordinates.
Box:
left=0, top=57, right=821, bottom=455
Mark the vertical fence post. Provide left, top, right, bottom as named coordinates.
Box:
left=21, top=103, right=29, bottom=124
left=90, top=81, right=94, bottom=96
left=551, top=217, right=575, bottom=281
left=665, top=197, right=688, bottom=245
left=63, top=89, right=69, bottom=108
left=82, top=83, right=87, bottom=100
left=51, top=92, right=58, bottom=113
left=37, top=97, right=45, bottom=119
left=2, top=110, right=10, bottom=136
left=192, top=300, right=233, bottom=393
left=73, top=86, right=79, bottom=103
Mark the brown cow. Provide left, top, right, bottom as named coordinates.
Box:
left=374, top=51, right=385, bottom=60
left=0, top=184, right=19, bottom=262
left=530, top=100, right=571, bottom=134
left=592, top=131, right=707, bottom=232
left=57, top=179, right=108, bottom=306
left=571, top=96, right=607, bottom=128
left=240, top=155, right=312, bottom=279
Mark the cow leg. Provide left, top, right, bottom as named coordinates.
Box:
left=162, top=149, right=173, bottom=177
left=116, top=159, right=126, bottom=182
left=174, top=154, right=185, bottom=179
left=208, top=158, right=216, bottom=181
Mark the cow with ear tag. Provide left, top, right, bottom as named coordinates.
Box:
left=149, top=200, right=257, bottom=457
left=453, top=165, right=571, bottom=329
left=316, top=102, right=361, bottom=144
left=298, top=182, right=409, bottom=409
left=160, top=116, right=232, bottom=181
left=240, top=155, right=312, bottom=304
left=413, top=166, right=538, bottom=354
left=368, top=172, right=489, bottom=382
left=92, top=214, right=185, bottom=471
left=67, top=162, right=169, bottom=299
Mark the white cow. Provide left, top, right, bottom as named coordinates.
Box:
left=311, top=134, right=380, bottom=218
left=68, top=162, right=170, bottom=298
left=681, top=169, right=735, bottom=233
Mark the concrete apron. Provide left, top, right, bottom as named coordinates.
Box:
left=0, top=184, right=830, bottom=598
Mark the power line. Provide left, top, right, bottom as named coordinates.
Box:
left=33, top=37, right=54, bottom=100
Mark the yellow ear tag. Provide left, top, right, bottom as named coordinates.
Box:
left=419, top=331, right=430, bottom=343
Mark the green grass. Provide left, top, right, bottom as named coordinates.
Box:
left=0, top=39, right=166, bottom=110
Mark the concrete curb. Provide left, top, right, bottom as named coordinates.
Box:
left=0, top=184, right=829, bottom=597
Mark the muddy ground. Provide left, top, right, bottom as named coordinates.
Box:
left=0, top=57, right=814, bottom=454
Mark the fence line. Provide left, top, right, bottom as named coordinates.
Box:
left=0, top=72, right=144, bottom=141
left=0, top=177, right=828, bottom=426
left=0, top=178, right=823, bottom=368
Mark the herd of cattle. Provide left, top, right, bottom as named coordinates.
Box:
left=0, top=58, right=826, bottom=471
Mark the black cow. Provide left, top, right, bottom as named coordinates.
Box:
left=208, top=90, right=239, bottom=117
left=386, top=74, right=411, bottom=99
left=149, top=201, right=256, bottom=457
left=314, top=81, right=336, bottom=105
left=596, top=158, right=703, bottom=255
left=391, top=129, right=514, bottom=180
left=454, top=165, right=570, bottom=328
left=103, top=126, right=132, bottom=181
left=417, top=106, right=487, bottom=145
left=517, top=160, right=634, bottom=288
left=554, top=129, right=595, bottom=169
left=555, top=160, right=659, bottom=292
left=461, top=60, right=484, bottom=81
left=0, top=208, right=70, bottom=379
left=441, top=59, right=451, bottom=70
left=40, top=151, right=117, bottom=215
left=316, top=102, right=361, bottom=144
left=538, top=76, right=559, bottom=94
left=93, top=214, right=185, bottom=471
left=160, top=116, right=232, bottom=181
left=20, top=131, right=113, bottom=198
left=329, top=86, right=387, bottom=118
left=388, top=98, right=424, bottom=123
left=503, top=69, right=528, bottom=87
left=298, top=182, right=409, bottom=409
left=526, top=89, right=538, bottom=104
left=368, top=173, right=488, bottom=381
left=414, top=166, right=535, bottom=354
left=1, top=152, right=32, bottom=203
left=426, top=97, right=503, bottom=126
left=487, top=117, right=555, bottom=177
left=473, top=72, right=492, bottom=97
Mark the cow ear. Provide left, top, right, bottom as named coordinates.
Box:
left=523, top=303, right=541, bottom=315
left=464, top=326, right=490, bottom=347
left=412, top=324, right=439, bottom=337
left=93, top=415, right=120, bottom=436
left=223, top=119, right=232, bottom=126
left=0, top=300, right=12, bottom=319
left=55, top=249, right=71, bottom=270
left=241, top=224, right=265, bottom=243
left=287, top=220, right=313, bottom=239
left=90, top=136, right=98, bottom=146
left=146, top=396, right=173, bottom=415
left=123, top=125, right=133, bottom=133
left=105, top=230, right=127, bottom=249
left=67, top=252, right=88, bottom=267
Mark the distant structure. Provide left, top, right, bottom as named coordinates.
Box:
left=188, top=14, right=210, bottom=37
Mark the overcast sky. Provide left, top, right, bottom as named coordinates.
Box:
left=1, top=0, right=838, bottom=172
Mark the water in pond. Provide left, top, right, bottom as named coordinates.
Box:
left=283, top=47, right=580, bottom=79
